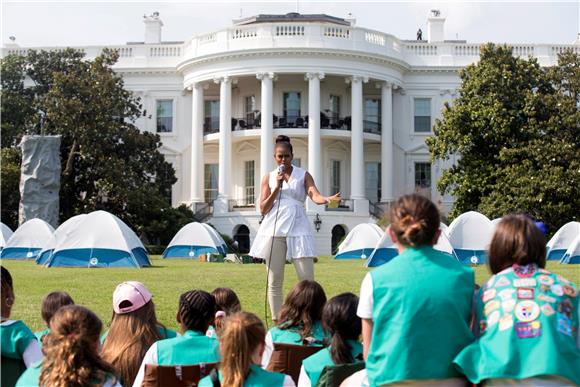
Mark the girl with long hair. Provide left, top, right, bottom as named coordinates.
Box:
left=297, top=292, right=363, bottom=386
left=262, top=280, right=327, bottom=367
left=208, top=287, right=241, bottom=338
left=101, top=281, right=177, bottom=386
left=199, top=311, right=295, bottom=387
left=16, top=305, right=120, bottom=387
left=454, top=214, right=580, bottom=386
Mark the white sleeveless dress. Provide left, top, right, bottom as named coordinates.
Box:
left=249, top=166, right=316, bottom=260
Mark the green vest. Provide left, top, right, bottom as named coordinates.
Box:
left=156, top=330, right=220, bottom=365
left=1, top=320, right=38, bottom=387
left=303, top=340, right=363, bottom=386
left=368, top=246, right=474, bottom=387
left=16, top=361, right=118, bottom=386
left=198, top=364, right=286, bottom=387
left=100, top=324, right=178, bottom=344
left=454, top=265, right=580, bottom=385
left=269, top=320, right=326, bottom=346
left=34, top=328, right=50, bottom=347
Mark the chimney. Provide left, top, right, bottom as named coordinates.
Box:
left=143, top=12, right=163, bottom=44
left=427, top=9, right=445, bottom=43
left=345, top=12, right=356, bottom=27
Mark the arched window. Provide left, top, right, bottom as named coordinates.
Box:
left=331, top=225, right=347, bottom=255
left=233, top=225, right=251, bottom=254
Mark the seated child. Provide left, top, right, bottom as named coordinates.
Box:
left=16, top=305, right=121, bottom=387
left=1, top=266, right=42, bottom=387
left=132, top=289, right=220, bottom=387
left=34, top=291, right=74, bottom=346
left=454, top=214, right=580, bottom=386
left=207, top=287, right=241, bottom=338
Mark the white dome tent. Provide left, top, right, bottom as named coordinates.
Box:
left=36, top=214, right=87, bottom=265
left=335, top=223, right=384, bottom=260
left=1, top=219, right=54, bottom=259
left=163, top=222, right=227, bottom=259
left=447, top=211, right=494, bottom=265
left=42, top=211, right=150, bottom=268
left=0, top=223, right=14, bottom=251
left=547, top=221, right=580, bottom=261
left=560, top=236, right=580, bottom=264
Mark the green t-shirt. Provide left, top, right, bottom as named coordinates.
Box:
left=454, top=265, right=580, bottom=385
left=367, top=246, right=475, bottom=386
left=269, top=320, right=327, bottom=346
left=156, top=330, right=220, bottom=365
left=303, top=339, right=363, bottom=386
left=1, top=320, right=39, bottom=387
left=198, top=364, right=286, bottom=387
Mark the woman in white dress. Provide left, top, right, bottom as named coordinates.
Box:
left=250, top=135, right=341, bottom=321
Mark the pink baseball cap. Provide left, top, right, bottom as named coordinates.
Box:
left=112, top=281, right=152, bottom=314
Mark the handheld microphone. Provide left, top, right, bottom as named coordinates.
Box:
left=277, top=164, right=285, bottom=188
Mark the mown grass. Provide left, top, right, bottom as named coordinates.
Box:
left=2, top=257, right=578, bottom=333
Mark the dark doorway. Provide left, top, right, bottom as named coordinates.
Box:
left=233, top=225, right=251, bottom=254
left=331, top=225, right=347, bottom=255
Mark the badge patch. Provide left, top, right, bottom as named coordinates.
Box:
left=563, top=285, right=578, bottom=298
left=483, top=288, right=497, bottom=303
left=557, top=315, right=573, bottom=336
left=517, top=288, right=534, bottom=300
left=556, top=274, right=570, bottom=285
left=499, top=288, right=516, bottom=301
left=515, top=321, right=541, bottom=338
left=514, top=278, right=536, bottom=287
left=485, top=276, right=496, bottom=289
left=479, top=320, right=487, bottom=334
left=541, top=303, right=555, bottom=316
left=499, top=314, right=514, bottom=331
left=494, top=276, right=510, bottom=288
left=515, top=301, right=540, bottom=322
left=502, top=299, right=516, bottom=313
left=487, top=310, right=501, bottom=326
left=537, top=275, right=554, bottom=286
left=484, top=300, right=501, bottom=316
left=558, top=299, right=573, bottom=318
left=513, top=264, right=537, bottom=277
left=538, top=294, right=557, bottom=303
left=538, top=268, right=550, bottom=274
left=539, top=284, right=551, bottom=293
left=551, top=284, right=564, bottom=297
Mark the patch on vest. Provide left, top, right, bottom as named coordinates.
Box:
left=516, top=288, right=534, bottom=300
left=557, top=315, right=574, bottom=336
left=550, top=284, right=564, bottom=297
left=494, top=276, right=510, bottom=288
left=513, top=278, right=536, bottom=288
left=537, top=275, right=554, bottom=286
left=499, top=314, right=513, bottom=331
left=515, top=321, right=541, bottom=338
left=514, top=301, right=540, bottom=322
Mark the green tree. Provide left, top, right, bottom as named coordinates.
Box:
left=0, top=49, right=181, bottom=240
left=427, top=44, right=579, bottom=233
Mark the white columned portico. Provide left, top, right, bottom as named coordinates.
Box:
left=306, top=72, right=324, bottom=211
left=348, top=76, right=368, bottom=213
left=214, top=76, right=232, bottom=214
left=190, top=82, right=204, bottom=204
left=257, top=72, right=275, bottom=181
left=380, top=82, right=394, bottom=203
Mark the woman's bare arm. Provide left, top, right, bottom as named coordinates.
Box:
left=304, top=172, right=341, bottom=205
left=259, top=174, right=282, bottom=215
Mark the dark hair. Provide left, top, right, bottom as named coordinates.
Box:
left=212, top=287, right=241, bottom=314
left=278, top=280, right=327, bottom=341
left=178, top=290, right=216, bottom=332
left=389, top=194, right=440, bottom=247
left=323, top=293, right=361, bottom=364
left=488, top=214, right=547, bottom=274
left=1, top=266, right=13, bottom=293
left=275, top=135, right=293, bottom=154
left=41, top=291, right=75, bottom=324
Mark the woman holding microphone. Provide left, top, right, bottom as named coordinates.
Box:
left=249, top=135, right=341, bottom=322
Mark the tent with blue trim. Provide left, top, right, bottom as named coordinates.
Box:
left=1, top=219, right=54, bottom=259
left=335, top=223, right=384, bottom=260
left=0, top=223, right=14, bottom=252
left=163, top=222, right=227, bottom=258
left=36, top=214, right=87, bottom=265
left=42, top=211, right=150, bottom=268
left=447, top=211, right=494, bottom=265
left=547, top=221, right=579, bottom=261
left=560, top=237, right=580, bottom=264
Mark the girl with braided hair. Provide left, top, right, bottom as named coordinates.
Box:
left=16, top=305, right=120, bottom=387
left=132, top=290, right=220, bottom=387
left=198, top=311, right=294, bottom=387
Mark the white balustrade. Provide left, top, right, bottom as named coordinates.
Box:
left=275, top=25, right=305, bottom=36
left=324, top=27, right=351, bottom=39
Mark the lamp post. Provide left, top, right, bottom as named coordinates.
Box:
left=313, top=213, right=322, bottom=232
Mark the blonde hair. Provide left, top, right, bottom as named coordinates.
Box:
left=101, top=300, right=163, bottom=386
left=40, top=305, right=116, bottom=387
left=219, top=312, right=265, bottom=387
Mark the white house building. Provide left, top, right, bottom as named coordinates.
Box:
left=4, top=11, right=578, bottom=255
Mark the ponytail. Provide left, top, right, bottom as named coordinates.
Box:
left=322, top=293, right=361, bottom=365
left=220, top=312, right=265, bottom=387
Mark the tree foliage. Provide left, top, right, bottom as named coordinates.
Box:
left=427, top=44, right=580, bottom=234
left=1, top=49, right=189, bottom=243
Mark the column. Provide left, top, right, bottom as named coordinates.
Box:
left=306, top=72, right=324, bottom=187
left=190, top=82, right=204, bottom=203
left=381, top=82, right=394, bottom=203
left=349, top=76, right=367, bottom=203
left=215, top=76, right=232, bottom=214
left=257, top=72, right=275, bottom=180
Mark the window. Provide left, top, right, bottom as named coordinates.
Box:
left=414, top=162, right=431, bottom=190
left=244, top=160, right=255, bottom=205
left=365, top=162, right=381, bottom=202
left=204, top=100, right=220, bottom=132
left=283, top=92, right=301, bottom=126
left=156, top=100, right=173, bottom=133
left=364, top=98, right=381, bottom=133
left=204, top=164, right=218, bottom=203
left=414, top=98, right=431, bottom=133
left=292, top=158, right=301, bottom=168
left=245, top=95, right=256, bottom=123
left=331, top=160, right=341, bottom=194
left=328, top=95, right=341, bottom=127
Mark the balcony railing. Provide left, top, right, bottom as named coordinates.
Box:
left=325, top=199, right=354, bottom=212
left=228, top=198, right=256, bottom=212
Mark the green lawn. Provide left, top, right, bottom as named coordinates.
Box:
left=2, top=257, right=578, bottom=333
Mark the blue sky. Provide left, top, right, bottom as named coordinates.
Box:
left=2, top=1, right=578, bottom=47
